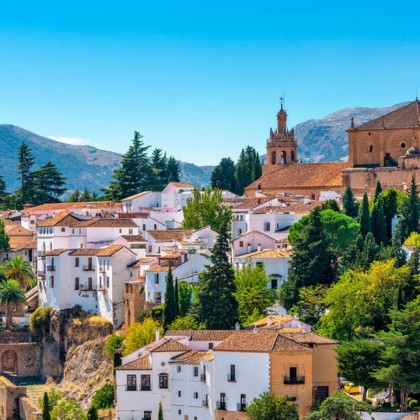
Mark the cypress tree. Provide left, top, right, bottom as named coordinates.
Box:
left=42, top=392, right=51, bottom=420
left=0, top=220, right=10, bottom=252
left=371, top=200, right=387, bottom=244
left=359, top=193, right=371, bottom=237
left=397, top=176, right=420, bottom=242
left=87, top=406, right=98, bottom=420
left=158, top=402, right=164, bottom=420
left=16, top=141, right=35, bottom=207
left=193, top=216, right=238, bottom=329
left=379, top=188, right=398, bottom=240
left=373, top=180, right=383, bottom=203
left=174, top=279, right=179, bottom=317
left=359, top=232, right=380, bottom=269
left=162, top=266, right=176, bottom=329
left=150, top=148, right=168, bottom=191
left=166, top=156, right=181, bottom=183
left=342, top=186, right=359, bottom=218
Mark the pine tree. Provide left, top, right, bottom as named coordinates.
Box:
left=371, top=199, right=387, bottom=244
left=193, top=217, right=238, bottom=329
left=174, top=279, right=179, bottom=317
left=235, top=146, right=261, bottom=195
left=0, top=219, right=10, bottom=252
left=42, top=392, right=51, bottom=420
left=342, top=186, right=358, bottom=218
left=16, top=141, right=35, bottom=206
left=166, top=156, right=181, bottom=183
left=32, top=162, right=67, bottom=204
left=211, top=157, right=237, bottom=192
left=373, top=180, right=383, bottom=203
left=162, top=266, right=177, bottom=329
left=150, top=148, right=168, bottom=190
left=0, top=175, right=8, bottom=207
left=359, top=193, right=370, bottom=237
left=379, top=188, right=398, bottom=240
left=68, top=188, right=81, bottom=202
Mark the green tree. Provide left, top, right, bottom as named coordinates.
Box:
left=42, top=392, right=51, bottom=420
left=165, top=156, right=181, bottom=183
left=235, top=146, right=262, bottom=195
left=87, top=406, right=98, bottom=420
left=162, top=266, right=177, bottom=330
left=50, top=399, right=86, bottom=420
left=234, top=263, right=274, bottom=325
left=374, top=296, right=420, bottom=412
left=182, top=187, right=232, bottom=233
left=342, top=186, right=359, bottom=218
left=359, top=193, right=370, bottom=237
left=282, top=208, right=335, bottom=309
left=104, top=334, right=125, bottom=359
left=306, top=392, right=366, bottom=420
left=371, top=199, right=387, bottom=244
left=211, top=157, right=237, bottom=192
left=150, top=148, right=168, bottom=191
left=123, top=318, right=162, bottom=355
left=104, top=131, right=151, bottom=200
left=0, top=279, right=26, bottom=329
left=158, top=401, right=164, bottom=420
left=374, top=180, right=383, bottom=203
left=31, top=162, right=67, bottom=204
left=1, top=255, right=35, bottom=290
left=177, top=281, right=192, bottom=317
left=379, top=188, right=398, bottom=239
left=29, top=306, right=53, bottom=334
left=92, top=384, right=114, bottom=409
left=0, top=220, right=10, bottom=252
left=336, top=338, right=383, bottom=400
left=247, top=392, right=299, bottom=420
left=16, top=141, right=35, bottom=206
left=290, top=285, right=328, bottom=325
left=68, top=188, right=81, bottom=202
left=193, top=217, right=238, bottom=329
left=0, top=175, right=9, bottom=208
left=168, top=314, right=206, bottom=330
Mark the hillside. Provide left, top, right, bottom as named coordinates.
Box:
left=0, top=125, right=213, bottom=194
left=294, top=102, right=409, bottom=162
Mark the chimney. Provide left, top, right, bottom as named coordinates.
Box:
left=155, top=328, right=160, bottom=342
left=268, top=315, right=273, bottom=327
left=235, top=322, right=240, bottom=331
left=257, top=243, right=262, bottom=252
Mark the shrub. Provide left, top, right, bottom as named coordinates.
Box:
left=150, top=305, right=164, bottom=320
left=72, top=304, right=83, bottom=318
left=167, top=314, right=205, bottom=330
left=88, top=316, right=112, bottom=325
left=123, top=318, right=162, bottom=355
left=104, top=334, right=125, bottom=360
left=91, top=384, right=114, bottom=409
left=408, top=399, right=419, bottom=408
left=30, top=307, right=53, bottom=334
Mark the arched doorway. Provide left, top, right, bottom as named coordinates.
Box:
left=1, top=350, right=18, bottom=374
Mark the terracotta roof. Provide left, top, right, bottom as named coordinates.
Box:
left=147, top=230, right=189, bottom=241
left=272, top=335, right=311, bottom=352
left=129, top=257, right=156, bottom=268
left=231, top=197, right=273, bottom=210
left=149, top=339, right=190, bottom=353
left=170, top=350, right=207, bottom=364
left=12, top=239, right=37, bottom=251
left=37, top=212, right=89, bottom=227
left=87, top=218, right=137, bottom=228
left=121, top=191, right=151, bottom=202
left=355, top=100, right=420, bottom=130
left=5, top=225, right=33, bottom=235
left=169, top=182, right=194, bottom=188
left=145, top=265, right=170, bottom=272
left=213, top=331, right=278, bottom=352
left=45, top=249, right=68, bottom=256
left=234, top=248, right=292, bottom=259
left=68, top=245, right=127, bottom=257
left=247, top=316, right=295, bottom=329
left=165, top=330, right=235, bottom=341
left=27, top=201, right=121, bottom=212
left=280, top=331, right=338, bottom=345
left=121, top=234, right=146, bottom=242
left=159, top=252, right=183, bottom=259
left=115, top=354, right=152, bottom=370
left=247, top=162, right=348, bottom=191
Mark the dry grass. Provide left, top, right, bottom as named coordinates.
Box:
left=88, top=316, right=112, bottom=325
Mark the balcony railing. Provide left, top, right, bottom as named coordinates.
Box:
left=140, top=385, right=151, bottom=391
left=200, top=374, right=206, bottom=382
left=126, top=384, right=137, bottom=391
left=37, top=251, right=46, bottom=258
left=82, top=265, right=95, bottom=271
left=284, top=376, right=305, bottom=385
left=202, top=399, right=209, bottom=407
left=216, top=401, right=226, bottom=410
left=99, top=266, right=106, bottom=273
left=38, top=271, right=46, bottom=278
left=237, top=403, right=247, bottom=411
left=47, top=265, right=55, bottom=271
left=227, top=373, right=236, bottom=382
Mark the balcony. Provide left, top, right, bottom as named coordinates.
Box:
left=140, top=385, right=151, bottom=391
left=82, top=265, right=95, bottom=271
left=99, top=266, right=106, bottom=273
left=202, top=399, right=209, bottom=407
left=38, top=271, right=46, bottom=278
left=37, top=251, right=46, bottom=258
left=200, top=374, right=206, bottom=382
left=237, top=403, right=247, bottom=411
left=227, top=373, right=236, bottom=382
left=47, top=265, right=55, bottom=271
left=126, top=384, right=137, bottom=391
left=284, top=376, right=305, bottom=385
left=216, top=401, right=226, bottom=410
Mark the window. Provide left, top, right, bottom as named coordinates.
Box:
left=72, top=229, right=75, bottom=234
left=140, top=374, right=151, bottom=391
left=154, top=224, right=157, bottom=230
left=228, top=364, right=236, bottom=381
left=264, top=222, right=270, bottom=232
left=239, top=241, right=244, bottom=248
left=178, top=410, right=181, bottom=415
left=256, top=262, right=263, bottom=268
left=193, top=367, right=199, bottom=377
left=107, top=259, right=110, bottom=269
left=314, top=386, right=329, bottom=402
left=401, top=142, right=406, bottom=148
left=240, top=215, right=244, bottom=221
left=178, top=390, right=182, bottom=397
left=129, top=228, right=133, bottom=234
left=143, top=224, right=146, bottom=231
left=75, top=257, right=79, bottom=267
left=193, top=392, right=199, bottom=399
left=106, top=277, right=110, bottom=288
left=238, top=229, right=242, bottom=235
left=290, top=367, right=297, bottom=381
left=75, top=277, right=80, bottom=290
left=159, top=373, right=169, bottom=389
left=143, top=411, right=152, bottom=420
left=88, top=277, right=93, bottom=290
left=208, top=342, right=213, bottom=349
left=176, top=366, right=181, bottom=373
left=50, top=276, right=54, bottom=288
left=154, top=273, right=159, bottom=284
left=271, top=278, right=278, bottom=289
left=61, top=227, right=65, bottom=232
left=369, top=144, right=373, bottom=152
left=126, top=374, right=137, bottom=391
left=119, top=229, right=122, bottom=234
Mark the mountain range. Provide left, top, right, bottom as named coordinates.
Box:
left=0, top=102, right=407, bottom=195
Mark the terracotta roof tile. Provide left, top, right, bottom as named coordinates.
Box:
left=355, top=100, right=420, bottom=130
left=37, top=212, right=89, bottom=227
left=115, top=354, right=152, bottom=370
left=272, top=335, right=311, bottom=352
left=169, top=182, right=194, bottom=188
left=170, top=350, right=207, bottom=364
left=121, top=191, right=151, bottom=201
left=280, top=331, right=338, bottom=345
left=68, top=245, right=127, bottom=257
left=144, top=265, right=170, bottom=272
left=247, top=162, right=348, bottom=191
left=45, top=249, right=68, bottom=256
left=231, top=197, right=273, bottom=210
left=147, top=230, right=189, bottom=241
left=234, top=248, right=292, bottom=259
left=87, top=218, right=137, bottom=228
left=27, top=201, right=121, bottom=212
left=121, top=234, right=146, bottom=242
left=165, top=330, right=235, bottom=341
left=149, top=339, right=190, bottom=353
left=213, top=331, right=278, bottom=352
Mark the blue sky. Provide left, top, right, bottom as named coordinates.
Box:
left=1, top=0, right=420, bottom=165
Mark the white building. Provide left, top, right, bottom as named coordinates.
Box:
left=39, top=245, right=136, bottom=327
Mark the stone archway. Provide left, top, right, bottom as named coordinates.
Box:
left=1, top=350, right=18, bottom=374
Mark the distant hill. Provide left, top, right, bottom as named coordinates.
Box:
left=0, top=125, right=213, bottom=195
left=294, top=102, right=409, bottom=162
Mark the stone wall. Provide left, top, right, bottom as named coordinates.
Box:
left=19, top=396, right=41, bottom=420
left=0, top=375, right=26, bottom=420
left=0, top=343, right=42, bottom=377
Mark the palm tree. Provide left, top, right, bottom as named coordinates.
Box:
left=1, top=256, right=35, bottom=290
left=0, top=280, right=27, bottom=329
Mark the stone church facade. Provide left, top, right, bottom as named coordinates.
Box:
left=246, top=99, right=420, bottom=199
